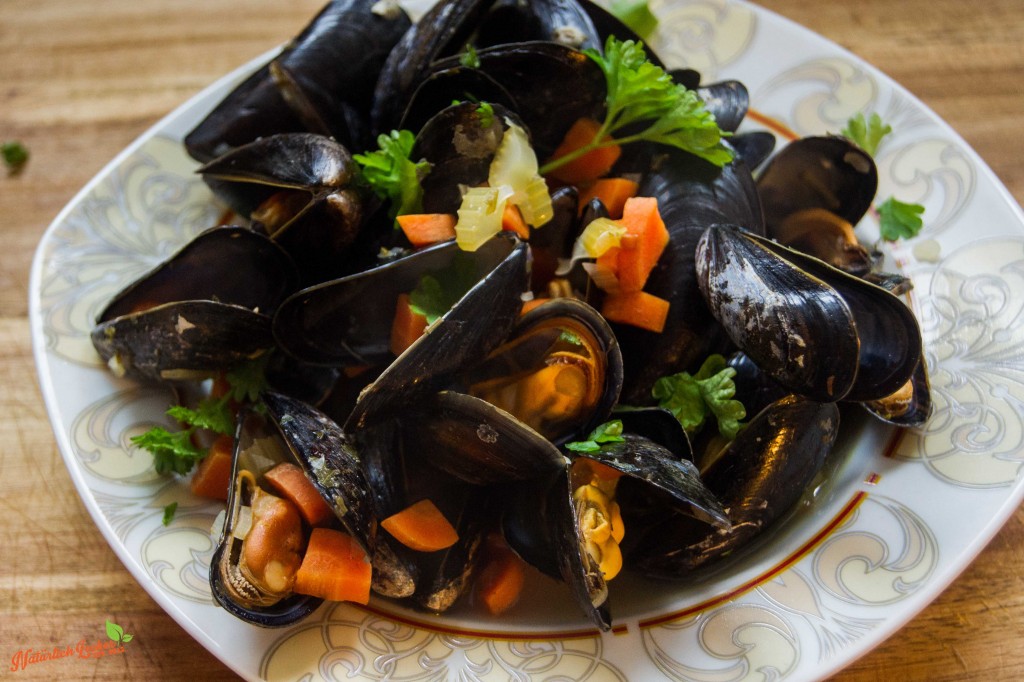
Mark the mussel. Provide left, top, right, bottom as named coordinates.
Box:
left=91, top=226, right=298, bottom=382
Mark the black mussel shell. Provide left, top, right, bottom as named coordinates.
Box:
left=749, top=231, right=923, bottom=402
left=410, top=391, right=568, bottom=485
left=729, top=131, right=777, bottom=171
left=401, top=67, right=517, bottom=136
left=372, top=0, right=499, bottom=132
left=92, top=226, right=297, bottom=381
left=757, top=135, right=877, bottom=236
left=611, top=406, right=693, bottom=462
left=186, top=0, right=410, bottom=161
left=628, top=395, right=840, bottom=579
left=474, top=0, right=601, bottom=52
left=262, top=392, right=378, bottom=551
left=345, top=234, right=530, bottom=430
left=696, top=80, right=749, bottom=134
left=696, top=225, right=861, bottom=402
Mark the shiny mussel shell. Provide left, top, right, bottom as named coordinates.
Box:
left=91, top=226, right=298, bottom=381
left=628, top=395, right=840, bottom=579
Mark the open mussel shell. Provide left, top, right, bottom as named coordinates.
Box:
left=757, top=135, right=877, bottom=236
left=186, top=0, right=411, bottom=161
left=695, top=80, right=749, bottom=134
left=627, top=395, right=840, bottom=579
left=262, top=392, right=378, bottom=549
left=572, top=434, right=729, bottom=529
left=411, top=391, right=569, bottom=485
left=92, top=226, right=298, bottom=381
left=346, top=234, right=530, bottom=430
left=612, top=406, right=693, bottom=462
left=413, top=101, right=514, bottom=213
left=274, top=233, right=526, bottom=367
left=210, top=409, right=319, bottom=627
left=863, top=356, right=933, bottom=427
left=458, top=297, right=624, bottom=445
left=502, top=469, right=611, bottom=631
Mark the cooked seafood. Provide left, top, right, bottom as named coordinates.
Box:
left=92, top=0, right=931, bottom=632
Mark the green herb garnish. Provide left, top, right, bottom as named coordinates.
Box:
left=539, top=36, right=732, bottom=175
left=841, top=112, right=891, bottom=156
left=460, top=44, right=481, bottom=69
left=131, top=357, right=268, bottom=475
left=162, top=502, right=178, bottom=526
left=408, top=255, right=479, bottom=324
left=565, top=420, right=626, bottom=452
left=353, top=129, right=430, bottom=223
left=2, top=141, right=29, bottom=174
left=475, top=101, right=495, bottom=129
left=609, top=0, right=658, bottom=40
left=652, top=354, right=746, bottom=439
left=878, top=196, right=925, bottom=241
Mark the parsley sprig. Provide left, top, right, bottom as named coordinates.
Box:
left=841, top=112, right=891, bottom=156
left=130, top=356, right=269, bottom=475
left=539, top=37, right=732, bottom=175
left=353, top=130, right=430, bottom=223
left=565, top=420, right=627, bottom=453
left=652, top=355, right=746, bottom=439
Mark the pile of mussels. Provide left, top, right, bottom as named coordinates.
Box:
left=90, top=0, right=930, bottom=630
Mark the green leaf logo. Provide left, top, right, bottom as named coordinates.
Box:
left=105, top=620, right=133, bottom=645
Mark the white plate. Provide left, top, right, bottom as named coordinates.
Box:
left=29, top=0, right=1024, bottom=679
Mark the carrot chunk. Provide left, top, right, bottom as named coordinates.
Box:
left=475, top=533, right=527, bottom=615
left=189, top=434, right=234, bottom=501
left=520, top=297, right=552, bottom=316
left=577, top=178, right=639, bottom=218
left=263, top=462, right=335, bottom=527
left=601, top=290, right=671, bottom=333
left=381, top=499, right=459, bottom=552
left=614, top=197, right=669, bottom=292
left=397, top=213, right=457, bottom=248
left=389, top=292, right=428, bottom=356
left=545, top=118, right=621, bottom=185
left=501, top=202, right=530, bottom=239
left=293, top=528, right=372, bottom=604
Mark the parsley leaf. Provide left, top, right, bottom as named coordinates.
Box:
left=841, top=112, right=891, bottom=156
left=475, top=101, right=495, bottom=129
left=609, top=0, right=658, bottom=41
left=540, top=37, right=732, bottom=175
left=353, top=130, right=430, bottom=223
left=2, top=141, right=29, bottom=174
left=878, top=196, right=925, bottom=241
left=131, top=427, right=205, bottom=475
left=652, top=355, right=746, bottom=439
left=167, top=396, right=235, bottom=436
left=565, top=420, right=626, bottom=452
left=162, top=502, right=178, bottom=526
left=225, top=354, right=271, bottom=404
left=408, top=255, right=479, bottom=324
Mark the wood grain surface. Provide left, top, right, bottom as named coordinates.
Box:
left=3, top=0, right=1023, bottom=679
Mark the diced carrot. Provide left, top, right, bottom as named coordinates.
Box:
left=614, top=197, right=669, bottom=293
left=577, top=178, right=640, bottom=218
left=501, top=202, right=530, bottom=239
left=475, top=534, right=527, bottom=615
left=520, top=297, right=552, bottom=315
left=210, top=373, right=231, bottom=399
left=294, top=528, right=372, bottom=604
left=389, top=292, right=428, bottom=356
left=263, top=462, right=335, bottom=527
left=190, top=434, right=234, bottom=501
left=381, top=499, right=459, bottom=552
left=601, top=290, right=671, bottom=333
left=397, top=213, right=457, bottom=248
left=545, top=118, right=621, bottom=186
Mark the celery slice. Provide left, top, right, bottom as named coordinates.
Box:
left=455, top=186, right=507, bottom=252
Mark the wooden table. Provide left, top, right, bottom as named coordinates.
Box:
left=3, top=0, right=1023, bottom=679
